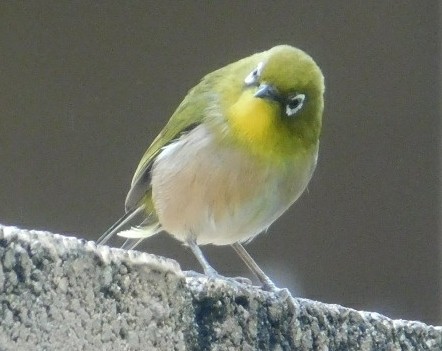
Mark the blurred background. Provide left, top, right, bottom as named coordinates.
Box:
left=1, top=2, right=440, bottom=325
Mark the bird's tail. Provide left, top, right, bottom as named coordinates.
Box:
left=117, top=221, right=161, bottom=239
left=118, top=221, right=162, bottom=250
left=97, top=204, right=161, bottom=246
left=117, top=219, right=162, bottom=250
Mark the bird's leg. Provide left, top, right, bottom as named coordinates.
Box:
left=188, top=240, right=219, bottom=277
left=187, top=240, right=252, bottom=285
left=231, top=242, right=277, bottom=291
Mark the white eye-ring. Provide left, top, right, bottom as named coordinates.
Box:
left=286, top=94, right=306, bottom=116
left=244, top=62, right=264, bottom=86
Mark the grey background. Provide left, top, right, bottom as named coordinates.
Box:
left=1, top=2, right=440, bottom=325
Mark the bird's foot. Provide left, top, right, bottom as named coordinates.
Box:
left=225, top=275, right=253, bottom=286
left=204, top=265, right=253, bottom=286
left=259, top=280, right=291, bottom=300
left=184, top=270, right=252, bottom=286
left=261, top=281, right=278, bottom=292
left=273, top=287, right=292, bottom=300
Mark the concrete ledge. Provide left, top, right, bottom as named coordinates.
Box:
left=0, top=225, right=440, bottom=350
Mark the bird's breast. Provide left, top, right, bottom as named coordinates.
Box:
left=151, top=124, right=317, bottom=245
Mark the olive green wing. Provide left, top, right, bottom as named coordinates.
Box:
left=124, top=81, right=213, bottom=211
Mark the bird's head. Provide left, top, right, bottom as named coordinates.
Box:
left=226, top=45, right=325, bottom=161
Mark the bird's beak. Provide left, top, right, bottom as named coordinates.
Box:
left=254, top=84, right=282, bottom=103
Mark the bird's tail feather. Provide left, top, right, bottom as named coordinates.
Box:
left=96, top=205, right=145, bottom=246
left=120, top=238, right=145, bottom=250
left=117, top=221, right=162, bottom=250
left=117, top=222, right=161, bottom=239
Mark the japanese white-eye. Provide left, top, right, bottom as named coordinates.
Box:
left=97, top=45, right=324, bottom=290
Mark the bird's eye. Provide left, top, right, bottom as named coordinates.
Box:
left=244, top=62, right=264, bottom=86
left=286, top=94, right=306, bottom=116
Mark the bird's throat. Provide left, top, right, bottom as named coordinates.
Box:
left=227, top=92, right=303, bottom=162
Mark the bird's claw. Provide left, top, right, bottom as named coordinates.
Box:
left=184, top=270, right=252, bottom=287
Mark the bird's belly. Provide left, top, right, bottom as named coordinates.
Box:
left=151, top=126, right=317, bottom=245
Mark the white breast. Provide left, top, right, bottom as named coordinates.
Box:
left=151, top=125, right=318, bottom=245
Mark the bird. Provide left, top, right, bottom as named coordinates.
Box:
left=97, top=45, right=325, bottom=291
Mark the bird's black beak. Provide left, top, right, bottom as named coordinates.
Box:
left=254, top=84, right=282, bottom=103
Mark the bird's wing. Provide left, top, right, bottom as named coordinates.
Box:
left=124, top=78, right=215, bottom=211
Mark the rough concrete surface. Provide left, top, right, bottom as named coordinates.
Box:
left=0, top=225, right=440, bottom=351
